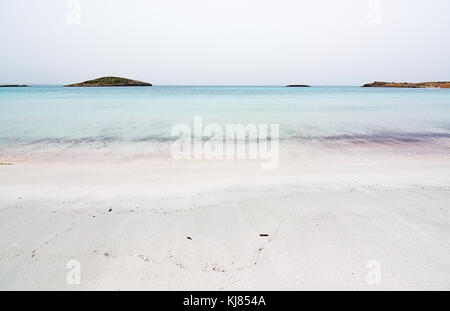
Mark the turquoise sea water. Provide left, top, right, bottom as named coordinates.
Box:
left=1, top=86, right=450, bottom=158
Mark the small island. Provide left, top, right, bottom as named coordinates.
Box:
left=286, top=85, right=310, bottom=87
left=362, top=81, right=450, bottom=89
left=65, top=76, right=152, bottom=87
left=0, top=85, right=29, bottom=87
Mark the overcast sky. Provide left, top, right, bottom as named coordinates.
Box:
left=1, top=0, right=449, bottom=85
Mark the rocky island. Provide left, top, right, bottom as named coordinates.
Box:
left=0, top=85, right=29, bottom=87
left=286, top=84, right=310, bottom=87
left=362, top=81, right=450, bottom=88
left=65, top=76, right=152, bottom=87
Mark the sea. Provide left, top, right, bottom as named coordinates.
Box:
left=1, top=86, right=449, bottom=160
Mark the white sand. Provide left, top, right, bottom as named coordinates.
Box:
left=1, top=144, right=450, bottom=290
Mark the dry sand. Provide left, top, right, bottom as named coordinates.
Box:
left=1, top=144, right=450, bottom=290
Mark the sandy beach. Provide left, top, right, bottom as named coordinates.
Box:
left=1, top=142, right=450, bottom=290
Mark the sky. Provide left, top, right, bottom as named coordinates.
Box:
left=1, top=0, right=449, bottom=85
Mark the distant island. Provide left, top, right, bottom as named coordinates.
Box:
left=65, top=76, right=152, bottom=87
left=362, top=81, right=450, bottom=88
left=0, top=85, right=29, bottom=87
left=286, top=85, right=310, bottom=87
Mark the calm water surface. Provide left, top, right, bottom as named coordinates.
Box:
left=1, top=86, right=450, bottom=157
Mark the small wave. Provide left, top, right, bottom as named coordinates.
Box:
left=133, top=135, right=176, bottom=143
left=288, top=132, right=450, bottom=145
left=7, top=131, right=450, bottom=149
left=27, top=136, right=119, bottom=146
